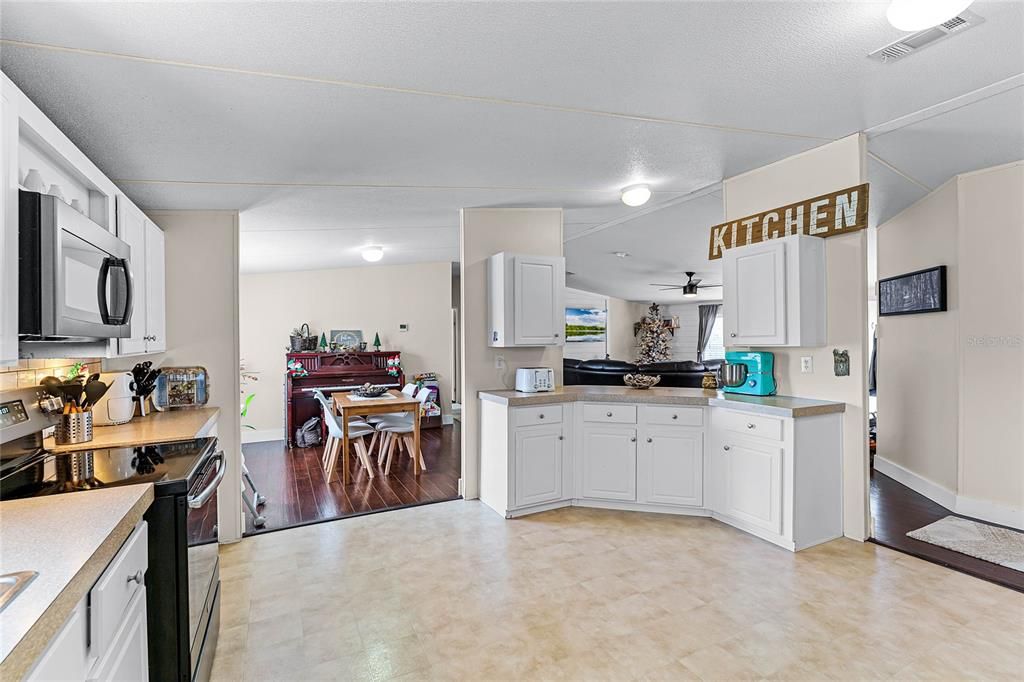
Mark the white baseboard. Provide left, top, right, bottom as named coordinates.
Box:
left=241, top=428, right=284, bottom=444
left=874, top=456, right=957, bottom=510
left=874, top=456, right=1023, bottom=530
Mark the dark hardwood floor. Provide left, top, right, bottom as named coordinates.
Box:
left=870, top=469, right=1023, bottom=592
left=241, top=424, right=461, bottom=535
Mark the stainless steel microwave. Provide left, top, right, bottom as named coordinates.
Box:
left=19, top=191, right=133, bottom=340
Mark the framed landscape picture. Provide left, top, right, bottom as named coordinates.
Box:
left=879, top=265, right=947, bottom=316
left=565, top=307, right=607, bottom=342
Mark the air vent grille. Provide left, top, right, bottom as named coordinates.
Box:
left=868, top=10, right=984, bottom=63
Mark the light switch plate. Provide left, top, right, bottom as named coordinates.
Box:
left=495, top=355, right=506, bottom=370
left=801, top=356, right=813, bottom=373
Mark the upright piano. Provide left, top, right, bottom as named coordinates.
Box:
left=285, top=351, right=404, bottom=447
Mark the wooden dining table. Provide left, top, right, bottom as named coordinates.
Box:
left=331, top=389, right=421, bottom=484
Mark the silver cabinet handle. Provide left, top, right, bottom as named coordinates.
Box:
left=747, top=423, right=756, bottom=429
left=723, top=445, right=731, bottom=451
left=730, top=333, right=737, bottom=337
left=672, top=414, right=678, bottom=420
left=606, top=411, right=613, bottom=417
left=646, top=437, right=653, bottom=443
left=539, top=414, right=545, bottom=419
left=558, top=435, right=564, bottom=441
left=127, top=570, right=143, bottom=585
left=630, top=437, right=636, bottom=442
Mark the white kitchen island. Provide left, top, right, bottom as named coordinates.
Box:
left=479, top=386, right=846, bottom=551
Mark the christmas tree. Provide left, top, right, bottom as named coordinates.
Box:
left=373, top=332, right=382, bottom=351
left=636, top=303, right=671, bottom=365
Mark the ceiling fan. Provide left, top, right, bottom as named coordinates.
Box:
left=650, top=272, right=722, bottom=298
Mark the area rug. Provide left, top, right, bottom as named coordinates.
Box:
left=907, top=516, right=1024, bottom=571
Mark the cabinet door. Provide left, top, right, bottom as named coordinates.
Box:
left=580, top=426, right=637, bottom=501
left=1, top=88, right=19, bottom=365
left=639, top=427, right=703, bottom=507
left=723, top=239, right=787, bottom=346
left=514, top=424, right=564, bottom=507
left=89, top=587, right=148, bottom=682
left=116, top=196, right=149, bottom=355
left=513, top=256, right=564, bottom=346
left=144, top=221, right=166, bottom=353
left=719, top=438, right=783, bottom=535
left=27, top=599, right=89, bottom=681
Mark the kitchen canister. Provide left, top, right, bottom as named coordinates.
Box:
left=55, top=411, right=93, bottom=445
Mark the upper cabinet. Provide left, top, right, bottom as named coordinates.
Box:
left=723, top=235, right=826, bottom=348
left=487, top=252, right=565, bottom=347
left=116, top=195, right=166, bottom=355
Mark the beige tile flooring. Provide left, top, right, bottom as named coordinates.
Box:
left=212, top=501, right=1024, bottom=681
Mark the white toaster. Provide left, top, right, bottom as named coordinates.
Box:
left=515, top=367, right=555, bottom=393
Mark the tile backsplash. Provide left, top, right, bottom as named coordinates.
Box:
left=0, top=358, right=102, bottom=391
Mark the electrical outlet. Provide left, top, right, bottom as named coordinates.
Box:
left=801, top=356, right=813, bottom=374
left=399, top=323, right=409, bottom=332
left=495, top=355, right=506, bottom=370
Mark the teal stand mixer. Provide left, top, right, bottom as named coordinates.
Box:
left=719, top=351, right=777, bottom=396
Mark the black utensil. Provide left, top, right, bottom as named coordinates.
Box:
left=40, top=376, right=63, bottom=397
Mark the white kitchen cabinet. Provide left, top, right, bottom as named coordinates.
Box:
left=723, top=234, right=825, bottom=347
left=513, top=423, right=565, bottom=508
left=580, top=425, right=637, bottom=501
left=487, top=252, right=565, bottom=347
left=638, top=426, right=703, bottom=507
left=1, top=85, right=18, bottom=364
left=89, top=587, right=149, bottom=682
left=26, top=521, right=149, bottom=682
left=716, top=437, right=783, bottom=535
left=115, top=195, right=166, bottom=355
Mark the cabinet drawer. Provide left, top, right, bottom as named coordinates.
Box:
left=644, top=405, right=703, bottom=427
left=91, top=521, right=148, bottom=660
left=582, top=403, right=637, bottom=424
left=513, top=404, right=563, bottom=427
left=715, top=409, right=783, bottom=441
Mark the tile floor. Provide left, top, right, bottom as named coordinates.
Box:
left=212, top=501, right=1024, bottom=681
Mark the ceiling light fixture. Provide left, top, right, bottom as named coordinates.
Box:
left=613, top=251, right=630, bottom=258
left=886, top=0, right=973, bottom=31
left=620, top=184, right=651, bottom=207
left=361, top=246, right=384, bottom=262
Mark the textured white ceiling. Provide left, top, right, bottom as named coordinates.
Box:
left=2, top=1, right=1022, bottom=283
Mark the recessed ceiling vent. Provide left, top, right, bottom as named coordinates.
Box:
left=869, top=9, right=984, bottom=63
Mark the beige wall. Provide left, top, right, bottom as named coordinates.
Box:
left=238, top=261, right=454, bottom=438
left=460, top=208, right=563, bottom=499
left=957, top=163, right=1023, bottom=516
left=877, top=162, right=1023, bottom=526
left=724, top=134, right=870, bottom=540
left=608, top=298, right=646, bottom=361
left=876, top=180, right=960, bottom=493
left=105, top=211, right=242, bottom=541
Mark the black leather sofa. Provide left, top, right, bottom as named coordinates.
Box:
left=563, top=357, right=724, bottom=388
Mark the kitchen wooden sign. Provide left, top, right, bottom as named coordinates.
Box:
left=708, top=183, right=869, bottom=260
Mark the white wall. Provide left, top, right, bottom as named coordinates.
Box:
left=105, top=211, right=242, bottom=542
left=876, top=180, right=960, bottom=494
left=724, top=134, right=870, bottom=541
left=876, top=162, right=1023, bottom=527
left=238, top=261, right=454, bottom=440
left=460, top=208, right=563, bottom=499
left=664, top=302, right=725, bottom=363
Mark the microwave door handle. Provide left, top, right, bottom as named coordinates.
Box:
left=97, top=257, right=133, bottom=325
left=118, top=258, right=134, bottom=325
left=98, top=257, right=113, bottom=323
left=188, top=452, right=226, bottom=509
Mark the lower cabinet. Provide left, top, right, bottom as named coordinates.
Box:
left=580, top=425, right=637, bottom=501
left=513, top=423, right=565, bottom=507
left=89, top=587, right=149, bottom=682
left=716, top=437, right=783, bottom=535
left=638, top=427, right=703, bottom=507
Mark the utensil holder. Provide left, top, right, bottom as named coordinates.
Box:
left=55, top=411, right=93, bottom=445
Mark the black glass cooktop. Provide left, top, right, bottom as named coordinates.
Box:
left=0, top=437, right=216, bottom=500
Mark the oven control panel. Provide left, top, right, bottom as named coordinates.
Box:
left=0, top=399, right=29, bottom=428
left=0, top=386, right=60, bottom=447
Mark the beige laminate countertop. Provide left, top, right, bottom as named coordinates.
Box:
left=44, top=407, right=220, bottom=454
left=0, top=484, right=154, bottom=679
left=478, top=385, right=845, bottom=417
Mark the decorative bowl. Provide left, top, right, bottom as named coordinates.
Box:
left=624, top=374, right=661, bottom=390
left=355, top=383, right=388, bottom=398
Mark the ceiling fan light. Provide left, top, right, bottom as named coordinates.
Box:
left=621, top=184, right=651, bottom=207
left=361, top=246, right=384, bottom=262
left=886, top=0, right=973, bottom=31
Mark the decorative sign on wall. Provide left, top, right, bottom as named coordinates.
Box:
left=708, top=183, right=869, bottom=260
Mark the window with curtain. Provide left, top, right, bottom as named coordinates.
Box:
left=704, top=313, right=725, bottom=361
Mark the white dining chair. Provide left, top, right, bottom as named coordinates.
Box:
left=366, top=383, right=418, bottom=455
left=376, top=387, right=432, bottom=475
left=320, top=403, right=376, bottom=480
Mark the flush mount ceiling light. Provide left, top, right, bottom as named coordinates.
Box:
left=887, top=0, right=974, bottom=31
left=361, top=246, right=384, bottom=262
left=613, top=251, right=631, bottom=258
left=620, top=184, right=651, bottom=207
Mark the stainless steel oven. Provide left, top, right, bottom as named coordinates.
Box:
left=19, top=190, right=133, bottom=340
left=185, top=451, right=224, bottom=680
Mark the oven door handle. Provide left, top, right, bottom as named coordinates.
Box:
left=188, top=451, right=226, bottom=509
